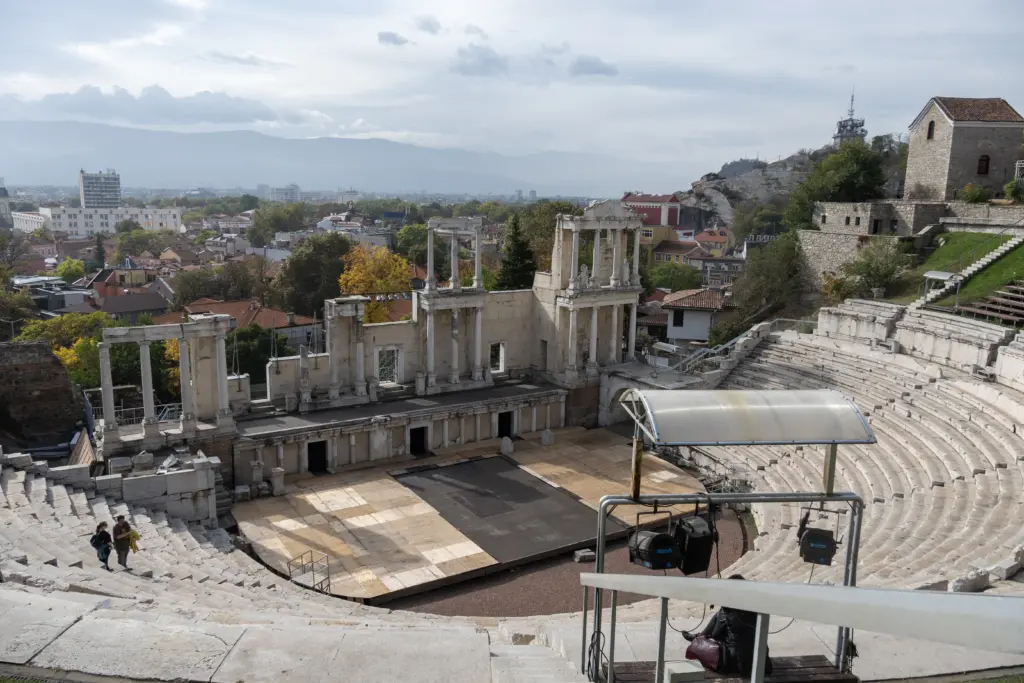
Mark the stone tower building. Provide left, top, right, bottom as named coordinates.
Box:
left=904, top=97, right=1024, bottom=200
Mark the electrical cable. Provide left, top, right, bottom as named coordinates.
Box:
left=665, top=493, right=721, bottom=637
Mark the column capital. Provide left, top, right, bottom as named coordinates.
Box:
left=138, top=339, right=152, bottom=348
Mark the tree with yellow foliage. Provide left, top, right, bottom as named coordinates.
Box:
left=338, top=246, right=413, bottom=323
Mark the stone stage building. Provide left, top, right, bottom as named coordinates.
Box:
left=97, top=201, right=662, bottom=490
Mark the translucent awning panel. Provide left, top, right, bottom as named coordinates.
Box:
left=619, top=389, right=875, bottom=446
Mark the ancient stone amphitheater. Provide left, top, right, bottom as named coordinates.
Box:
left=2, top=301, right=1024, bottom=682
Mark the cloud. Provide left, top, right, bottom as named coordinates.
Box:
left=377, top=31, right=410, bottom=47
left=7, top=85, right=283, bottom=125
left=569, top=55, right=618, bottom=77
left=199, top=51, right=290, bottom=67
left=65, top=24, right=184, bottom=63
left=464, top=24, right=488, bottom=39
left=414, top=15, right=442, bottom=35
left=451, top=44, right=508, bottom=77
left=540, top=42, right=571, bottom=56
left=166, top=0, right=206, bottom=9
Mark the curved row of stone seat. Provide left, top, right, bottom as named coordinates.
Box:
left=713, top=333, right=1024, bottom=590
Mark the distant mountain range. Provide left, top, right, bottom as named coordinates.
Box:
left=0, top=121, right=681, bottom=197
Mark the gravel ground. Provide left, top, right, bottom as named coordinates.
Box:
left=388, top=508, right=750, bottom=617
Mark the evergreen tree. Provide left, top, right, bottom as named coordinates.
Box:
left=93, top=233, right=106, bottom=269
left=495, top=213, right=537, bottom=290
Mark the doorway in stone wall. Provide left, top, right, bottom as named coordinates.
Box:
left=498, top=411, right=513, bottom=439
left=410, top=426, right=429, bottom=457
left=308, top=440, right=327, bottom=474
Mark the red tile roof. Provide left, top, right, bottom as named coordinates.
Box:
left=637, top=312, right=668, bottom=326
left=644, top=288, right=671, bottom=303
left=622, top=192, right=682, bottom=203
left=652, top=240, right=698, bottom=253
left=695, top=231, right=729, bottom=243
left=662, top=288, right=729, bottom=310
left=933, top=97, right=1023, bottom=123
left=181, top=299, right=316, bottom=328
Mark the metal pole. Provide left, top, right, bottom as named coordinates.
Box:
left=751, top=613, right=771, bottom=683
left=835, top=499, right=863, bottom=671
left=608, top=590, right=617, bottom=683
left=593, top=501, right=616, bottom=663
left=655, top=597, right=669, bottom=683
left=581, top=585, right=589, bottom=677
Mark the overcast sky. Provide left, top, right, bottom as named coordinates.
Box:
left=2, top=0, right=1022, bottom=183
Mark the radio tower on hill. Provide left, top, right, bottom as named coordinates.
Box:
left=833, top=90, right=867, bottom=147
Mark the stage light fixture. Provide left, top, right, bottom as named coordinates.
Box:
left=628, top=529, right=682, bottom=571
left=673, top=516, right=715, bottom=576
left=799, top=527, right=837, bottom=566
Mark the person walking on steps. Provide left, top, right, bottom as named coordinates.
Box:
left=113, top=515, right=133, bottom=571
left=90, top=522, right=113, bottom=571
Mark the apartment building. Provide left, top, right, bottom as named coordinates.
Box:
left=78, top=169, right=122, bottom=208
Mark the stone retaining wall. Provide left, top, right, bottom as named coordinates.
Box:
left=0, top=341, right=82, bottom=444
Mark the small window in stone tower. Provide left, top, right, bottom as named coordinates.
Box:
left=489, top=342, right=506, bottom=373
left=844, top=216, right=851, bottom=226
left=821, top=214, right=827, bottom=225
left=926, top=121, right=935, bottom=139
left=978, top=155, right=990, bottom=175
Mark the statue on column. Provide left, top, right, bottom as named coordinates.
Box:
left=621, top=259, right=631, bottom=286
left=578, top=264, right=590, bottom=289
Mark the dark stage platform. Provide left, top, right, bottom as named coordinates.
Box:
left=396, top=456, right=628, bottom=564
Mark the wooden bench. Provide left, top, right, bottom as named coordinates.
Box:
left=608, top=655, right=858, bottom=683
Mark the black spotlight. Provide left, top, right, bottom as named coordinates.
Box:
left=674, top=516, right=715, bottom=575
left=799, top=527, right=837, bottom=566
left=628, top=530, right=682, bottom=571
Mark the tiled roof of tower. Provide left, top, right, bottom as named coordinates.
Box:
left=933, top=97, right=1023, bottom=123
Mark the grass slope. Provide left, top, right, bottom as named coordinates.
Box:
left=935, top=238, right=1024, bottom=306
left=886, top=233, right=1011, bottom=304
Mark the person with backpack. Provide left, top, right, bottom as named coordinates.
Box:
left=90, top=522, right=113, bottom=571
left=112, top=515, right=133, bottom=571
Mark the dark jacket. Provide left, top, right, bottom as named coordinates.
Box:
left=113, top=521, right=132, bottom=550
left=92, top=530, right=112, bottom=548
left=701, top=607, right=772, bottom=676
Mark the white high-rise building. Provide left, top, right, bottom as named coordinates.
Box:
left=78, top=169, right=122, bottom=208
left=11, top=206, right=183, bottom=237
left=270, top=184, right=301, bottom=203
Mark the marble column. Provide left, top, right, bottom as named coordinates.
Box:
left=545, top=403, right=551, bottom=431
left=559, top=397, right=566, bottom=428
left=531, top=405, right=537, bottom=433
left=442, top=419, right=450, bottom=447
left=449, top=231, right=461, bottom=291
left=591, top=229, right=601, bottom=286
left=299, top=440, right=309, bottom=473
left=215, top=334, right=231, bottom=417
left=426, top=227, right=436, bottom=291
left=449, top=310, right=460, bottom=384
left=98, top=342, right=117, bottom=430
left=276, top=442, right=285, bottom=468
left=567, top=308, right=579, bottom=372
left=178, top=339, right=196, bottom=435
left=474, top=414, right=481, bottom=442
left=354, top=332, right=366, bottom=396
left=569, top=227, right=580, bottom=288
left=327, top=313, right=339, bottom=399
left=632, top=228, right=641, bottom=283
left=587, top=305, right=599, bottom=374
left=628, top=303, right=638, bottom=360
left=608, top=304, right=620, bottom=364
left=472, top=307, right=483, bottom=381
left=426, top=310, right=436, bottom=386
left=139, top=341, right=156, bottom=424
left=473, top=225, right=482, bottom=289
left=610, top=230, right=621, bottom=287
left=348, top=433, right=356, bottom=463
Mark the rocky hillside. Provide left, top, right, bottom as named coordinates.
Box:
left=680, top=139, right=905, bottom=229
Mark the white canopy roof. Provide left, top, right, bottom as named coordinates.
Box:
left=619, top=389, right=875, bottom=446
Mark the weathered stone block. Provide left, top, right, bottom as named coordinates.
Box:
left=95, top=474, right=123, bottom=494
left=541, top=429, right=555, bottom=446
left=131, top=451, right=154, bottom=469
left=166, top=469, right=204, bottom=495
left=948, top=568, right=990, bottom=593
left=107, top=457, right=134, bottom=474
left=47, top=464, right=91, bottom=485
left=499, top=436, right=514, bottom=455
left=270, top=467, right=286, bottom=496
left=234, top=485, right=251, bottom=502
left=122, top=473, right=168, bottom=501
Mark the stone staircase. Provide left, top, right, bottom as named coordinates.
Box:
left=909, top=235, right=1024, bottom=309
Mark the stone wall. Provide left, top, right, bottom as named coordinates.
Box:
left=812, top=201, right=949, bottom=238
left=905, top=101, right=954, bottom=200
left=948, top=202, right=1024, bottom=223
left=0, top=449, right=220, bottom=526
left=0, top=342, right=82, bottom=445
left=798, top=230, right=900, bottom=290
left=947, top=125, right=1024, bottom=199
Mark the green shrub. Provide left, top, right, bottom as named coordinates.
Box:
left=961, top=183, right=992, bottom=203
left=1004, top=179, right=1024, bottom=203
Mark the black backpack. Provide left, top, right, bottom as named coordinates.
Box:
left=90, top=534, right=102, bottom=548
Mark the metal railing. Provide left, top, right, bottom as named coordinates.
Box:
left=94, top=403, right=182, bottom=425
left=580, top=572, right=1024, bottom=683
left=287, top=549, right=331, bottom=594
left=675, top=318, right=818, bottom=376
